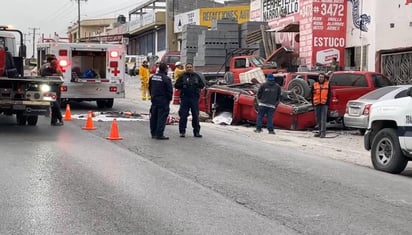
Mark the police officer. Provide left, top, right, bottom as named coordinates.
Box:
left=174, top=63, right=205, bottom=138
left=148, top=62, right=173, bottom=140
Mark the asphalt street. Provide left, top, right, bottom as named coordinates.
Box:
left=1, top=76, right=412, bottom=234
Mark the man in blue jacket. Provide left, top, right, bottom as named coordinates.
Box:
left=148, top=63, right=173, bottom=140
left=254, top=73, right=281, bottom=134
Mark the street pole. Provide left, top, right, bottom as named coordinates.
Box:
left=28, top=27, right=40, bottom=58
left=73, top=0, right=88, bottom=42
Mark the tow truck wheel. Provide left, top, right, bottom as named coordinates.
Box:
left=27, top=116, right=38, bottom=126
left=371, top=128, right=408, bottom=174
left=16, top=112, right=27, bottom=125
left=105, top=99, right=114, bottom=108
left=287, top=79, right=311, bottom=100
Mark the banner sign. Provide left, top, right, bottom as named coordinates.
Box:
left=262, top=0, right=300, bottom=21
left=199, top=5, right=250, bottom=27
left=312, top=0, right=347, bottom=66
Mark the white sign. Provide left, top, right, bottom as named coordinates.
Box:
left=128, top=11, right=155, bottom=32
left=174, top=9, right=200, bottom=33
left=316, top=48, right=340, bottom=64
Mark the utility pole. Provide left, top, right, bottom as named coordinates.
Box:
left=72, top=0, right=88, bottom=42
left=28, top=27, right=40, bottom=58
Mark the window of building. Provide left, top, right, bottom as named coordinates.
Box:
left=157, top=28, right=166, bottom=51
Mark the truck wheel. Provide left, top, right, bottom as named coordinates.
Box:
left=371, top=128, right=408, bottom=174
left=224, top=72, right=234, bottom=85
left=96, top=100, right=106, bottom=109
left=105, top=99, right=114, bottom=108
left=287, top=79, right=311, bottom=100
left=359, top=129, right=366, bottom=135
left=27, top=116, right=38, bottom=126
left=16, top=112, right=27, bottom=125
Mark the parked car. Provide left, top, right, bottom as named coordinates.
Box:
left=344, top=85, right=412, bottom=134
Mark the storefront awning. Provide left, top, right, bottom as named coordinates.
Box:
left=267, top=22, right=299, bottom=33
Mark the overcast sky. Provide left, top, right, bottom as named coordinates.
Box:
left=2, top=0, right=147, bottom=40
left=2, top=0, right=225, bottom=57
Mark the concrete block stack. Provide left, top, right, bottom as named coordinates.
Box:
left=193, top=18, right=240, bottom=66
left=181, top=24, right=208, bottom=64
left=240, top=21, right=268, bottom=48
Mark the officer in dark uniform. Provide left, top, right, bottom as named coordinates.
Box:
left=148, top=62, right=173, bottom=140
left=174, top=63, right=205, bottom=138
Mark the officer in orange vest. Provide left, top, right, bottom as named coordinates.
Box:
left=311, top=73, right=332, bottom=138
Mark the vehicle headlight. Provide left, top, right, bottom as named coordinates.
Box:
left=40, top=84, right=51, bottom=92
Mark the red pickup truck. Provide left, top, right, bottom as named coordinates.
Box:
left=281, top=71, right=393, bottom=121
left=328, top=71, right=392, bottom=120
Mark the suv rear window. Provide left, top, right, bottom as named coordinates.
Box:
left=329, top=74, right=368, bottom=87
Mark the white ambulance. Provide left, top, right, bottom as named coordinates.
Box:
left=36, top=41, right=126, bottom=108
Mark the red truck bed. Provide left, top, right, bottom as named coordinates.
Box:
left=199, top=83, right=316, bottom=130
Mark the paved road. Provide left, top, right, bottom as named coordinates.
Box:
left=1, top=76, right=412, bottom=234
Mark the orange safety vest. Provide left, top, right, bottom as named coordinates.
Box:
left=313, top=81, right=329, bottom=105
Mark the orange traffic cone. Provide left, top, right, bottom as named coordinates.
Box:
left=82, top=110, right=97, bottom=130
left=64, top=103, right=73, bottom=121
left=106, top=118, right=123, bottom=140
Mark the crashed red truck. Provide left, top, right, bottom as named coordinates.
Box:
left=198, top=71, right=392, bottom=130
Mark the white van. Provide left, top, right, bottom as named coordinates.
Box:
left=125, top=55, right=147, bottom=75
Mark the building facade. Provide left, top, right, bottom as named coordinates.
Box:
left=250, top=0, right=412, bottom=81
left=67, top=18, right=119, bottom=42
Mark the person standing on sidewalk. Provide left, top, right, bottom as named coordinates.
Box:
left=174, top=63, right=205, bottom=138
left=311, top=73, right=332, bottom=138
left=254, top=73, right=281, bottom=134
left=139, top=60, right=150, bottom=100
left=148, top=63, right=173, bottom=140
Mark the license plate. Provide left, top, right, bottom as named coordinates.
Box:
left=349, top=109, right=359, bottom=115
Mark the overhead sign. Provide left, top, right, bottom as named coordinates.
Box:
left=174, top=9, right=200, bottom=33
left=199, top=5, right=250, bottom=27
left=262, top=0, right=299, bottom=21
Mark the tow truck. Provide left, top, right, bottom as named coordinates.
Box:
left=0, top=26, right=63, bottom=126
left=36, top=39, right=126, bottom=108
